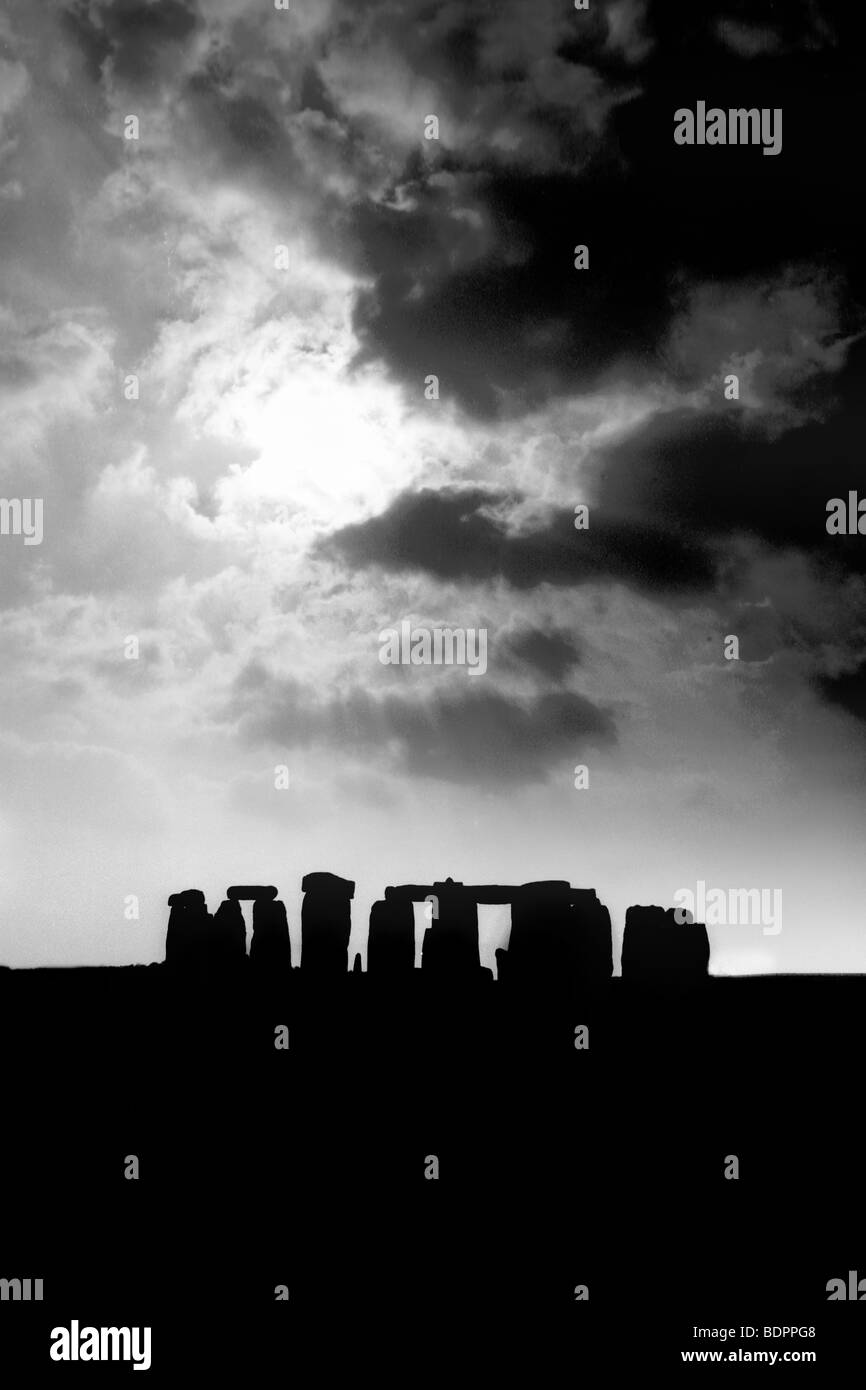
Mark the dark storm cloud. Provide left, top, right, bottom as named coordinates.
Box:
left=319, top=486, right=716, bottom=593
left=330, top=0, right=649, bottom=139
left=714, top=21, right=784, bottom=59
left=501, top=628, right=582, bottom=682
left=349, top=151, right=857, bottom=418
left=335, top=0, right=667, bottom=416
left=0, top=354, right=40, bottom=389
left=713, top=1, right=837, bottom=57
left=641, top=0, right=839, bottom=60
left=394, top=685, right=615, bottom=783
left=591, top=335, right=866, bottom=568
left=62, top=0, right=199, bottom=88
left=229, top=661, right=615, bottom=785
left=350, top=173, right=674, bottom=416
left=61, top=4, right=113, bottom=86
left=816, top=662, right=866, bottom=723
left=343, top=0, right=861, bottom=416
left=185, top=72, right=283, bottom=157
left=59, top=0, right=863, bottom=425
left=323, top=313, right=866, bottom=602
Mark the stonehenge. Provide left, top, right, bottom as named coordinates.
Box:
left=165, top=875, right=708, bottom=982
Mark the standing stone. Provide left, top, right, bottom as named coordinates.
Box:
left=502, top=880, right=572, bottom=985
left=368, top=898, right=415, bottom=975
left=212, top=899, right=247, bottom=965
left=165, top=890, right=211, bottom=967
left=421, top=879, right=480, bottom=977
left=250, top=898, right=292, bottom=971
left=569, top=888, right=614, bottom=983
left=300, top=872, right=354, bottom=974
left=621, top=905, right=710, bottom=981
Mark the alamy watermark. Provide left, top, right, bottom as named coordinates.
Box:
left=50, top=1321, right=151, bottom=1371
left=673, top=880, right=782, bottom=936
left=1, top=1276, right=43, bottom=1300
left=0, top=497, right=43, bottom=545
left=826, top=492, right=866, bottom=534
left=379, top=621, right=487, bottom=675
left=674, top=103, right=782, bottom=156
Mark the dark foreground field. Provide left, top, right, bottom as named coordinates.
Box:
left=1, top=965, right=863, bottom=1378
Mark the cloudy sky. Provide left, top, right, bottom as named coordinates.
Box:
left=1, top=0, right=864, bottom=972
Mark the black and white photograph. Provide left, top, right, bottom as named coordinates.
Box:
left=1, top=0, right=864, bottom=1377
